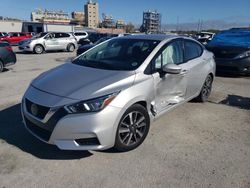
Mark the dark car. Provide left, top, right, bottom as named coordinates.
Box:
left=77, top=36, right=113, bottom=56
left=206, top=28, right=250, bottom=75
left=0, top=42, right=16, bottom=72
left=78, top=38, right=91, bottom=46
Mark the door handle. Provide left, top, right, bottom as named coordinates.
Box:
left=180, top=70, right=188, bottom=75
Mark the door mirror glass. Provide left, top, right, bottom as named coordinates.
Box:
left=162, top=64, right=182, bottom=74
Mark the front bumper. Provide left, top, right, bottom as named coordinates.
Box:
left=19, top=44, right=33, bottom=52
left=21, top=88, right=124, bottom=151
left=215, top=57, right=250, bottom=75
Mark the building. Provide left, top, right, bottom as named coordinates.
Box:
left=101, top=14, right=116, bottom=28
left=31, top=9, right=71, bottom=24
left=116, top=20, right=125, bottom=29
left=84, top=0, right=99, bottom=28
left=71, top=11, right=85, bottom=26
left=141, top=10, right=161, bottom=33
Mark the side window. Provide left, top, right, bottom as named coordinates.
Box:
left=184, top=41, right=203, bottom=61
left=61, top=33, right=70, bottom=38
left=45, top=33, right=54, bottom=40
left=153, top=41, right=184, bottom=70
left=54, top=33, right=69, bottom=38
left=12, top=33, right=19, bottom=37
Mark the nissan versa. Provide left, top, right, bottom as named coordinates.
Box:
left=21, top=35, right=215, bottom=151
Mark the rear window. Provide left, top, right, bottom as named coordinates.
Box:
left=184, top=41, right=203, bottom=61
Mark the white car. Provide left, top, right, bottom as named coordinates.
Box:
left=72, top=31, right=89, bottom=42
left=21, top=35, right=215, bottom=151
left=19, top=32, right=78, bottom=54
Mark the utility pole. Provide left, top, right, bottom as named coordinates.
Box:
left=176, top=16, right=179, bottom=33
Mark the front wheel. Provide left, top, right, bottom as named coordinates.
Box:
left=114, top=104, right=150, bottom=152
left=195, top=74, right=213, bottom=102
left=33, top=45, right=44, bottom=54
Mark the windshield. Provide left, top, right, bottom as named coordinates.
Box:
left=94, top=37, right=111, bottom=45
left=34, top=32, right=48, bottom=39
left=73, top=38, right=160, bottom=71
left=209, top=29, right=250, bottom=47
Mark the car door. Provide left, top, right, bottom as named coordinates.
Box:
left=44, top=33, right=59, bottom=50
left=151, top=39, right=188, bottom=113
left=183, top=40, right=205, bottom=98
left=9, top=33, right=19, bottom=44
left=55, top=33, right=71, bottom=50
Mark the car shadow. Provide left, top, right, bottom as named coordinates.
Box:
left=0, top=104, right=92, bottom=160
left=216, top=71, right=249, bottom=78
left=219, top=95, right=250, bottom=110
left=1, top=68, right=10, bottom=73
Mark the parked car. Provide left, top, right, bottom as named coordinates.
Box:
left=0, top=32, right=32, bottom=45
left=206, top=28, right=250, bottom=75
left=19, top=32, right=78, bottom=54
left=78, top=38, right=91, bottom=46
left=21, top=35, right=215, bottom=151
left=194, top=32, right=215, bottom=45
left=88, top=32, right=118, bottom=43
left=72, top=31, right=88, bottom=42
left=76, top=36, right=113, bottom=56
left=0, top=42, right=16, bottom=72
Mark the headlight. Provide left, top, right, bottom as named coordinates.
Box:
left=64, top=92, right=119, bottom=114
left=234, top=51, right=250, bottom=59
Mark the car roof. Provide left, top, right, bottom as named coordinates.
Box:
left=118, top=34, right=178, bottom=41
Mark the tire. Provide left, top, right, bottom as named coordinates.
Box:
left=33, top=45, right=44, bottom=54
left=195, top=74, right=213, bottom=102
left=0, top=60, right=4, bottom=73
left=67, top=43, right=75, bottom=52
left=114, top=104, right=150, bottom=152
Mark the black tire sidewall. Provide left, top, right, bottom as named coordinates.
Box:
left=0, top=61, right=4, bottom=72
left=114, top=104, right=150, bottom=152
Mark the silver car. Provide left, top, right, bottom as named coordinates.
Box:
left=21, top=35, right=215, bottom=151
left=19, top=32, right=77, bottom=54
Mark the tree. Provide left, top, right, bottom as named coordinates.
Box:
left=125, top=22, right=135, bottom=33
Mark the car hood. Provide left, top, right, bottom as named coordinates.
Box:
left=31, top=63, right=136, bottom=101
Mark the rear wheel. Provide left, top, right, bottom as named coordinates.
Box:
left=33, top=45, right=44, bottom=54
left=195, top=74, right=213, bottom=102
left=67, top=43, right=75, bottom=52
left=0, top=60, right=4, bottom=72
left=114, top=104, right=150, bottom=152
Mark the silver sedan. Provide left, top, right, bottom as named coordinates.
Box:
left=21, top=34, right=215, bottom=151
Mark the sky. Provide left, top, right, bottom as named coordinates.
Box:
left=0, top=0, right=250, bottom=25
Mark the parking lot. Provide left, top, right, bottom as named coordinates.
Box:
left=0, top=48, right=249, bottom=188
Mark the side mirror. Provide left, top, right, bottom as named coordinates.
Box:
left=162, top=64, right=182, bottom=74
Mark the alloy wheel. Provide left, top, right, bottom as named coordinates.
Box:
left=202, top=75, right=212, bottom=100
left=118, top=111, right=147, bottom=146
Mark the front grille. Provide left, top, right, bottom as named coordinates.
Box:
left=25, top=99, right=50, bottom=119
left=25, top=116, right=52, bottom=142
